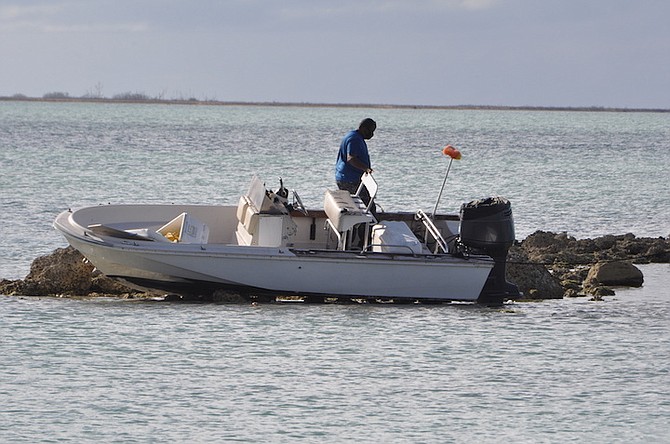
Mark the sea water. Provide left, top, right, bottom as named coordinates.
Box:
left=1, top=101, right=669, bottom=442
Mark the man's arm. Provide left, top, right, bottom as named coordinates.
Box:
left=346, top=154, right=372, bottom=173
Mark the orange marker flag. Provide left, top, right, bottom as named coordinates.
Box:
left=442, top=145, right=462, bottom=160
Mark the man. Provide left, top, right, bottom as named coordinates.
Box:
left=335, top=118, right=376, bottom=210
left=335, top=118, right=377, bottom=249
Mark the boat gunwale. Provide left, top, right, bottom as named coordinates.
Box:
left=55, top=208, right=494, bottom=269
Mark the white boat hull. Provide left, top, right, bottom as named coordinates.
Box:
left=54, top=202, right=497, bottom=302
left=59, top=230, right=492, bottom=301
left=54, top=169, right=521, bottom=303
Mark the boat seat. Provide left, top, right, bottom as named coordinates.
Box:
left=324, top=172, right=378, bottom=232
left=236, top=195, right=259, bottom=235
left=324, top=175, right=377, bottom=250
left=235, top=195, right=261, bottom=245
left=235, top=193, right=297, bottom=247
left=324, top=190, right=374, bottom=233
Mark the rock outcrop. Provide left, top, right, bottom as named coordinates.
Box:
left=584, top=262, right=644, bottom=288
left=505, top=248, right=564, bottom=300
left=1, top=246, right=143, bottom=298
left=509, top=231, right=668, bottom=299
left=516, top=231, right=669, bottom=265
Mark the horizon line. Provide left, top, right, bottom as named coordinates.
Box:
left=1, top=95, right=668, bottom=113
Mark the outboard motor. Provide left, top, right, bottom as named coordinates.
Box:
left=459, top=197, right=520, bottom=304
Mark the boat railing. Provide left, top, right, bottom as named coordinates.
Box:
left=355, top=172, right=378, bottom=212
left=415, top=210, right=448, bottom=254
left=324, top=218, right=345, bottom=250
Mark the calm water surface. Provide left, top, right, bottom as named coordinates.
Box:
left=1, top=102, right=669, bottom=442
left=1, top=101, right=669, bottom=279
left=1, top=264, right=669, bottom=442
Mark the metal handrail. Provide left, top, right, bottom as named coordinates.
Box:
left=324, top=218, right=344, bottom=250
left=415, top=210, right=448, bottom=254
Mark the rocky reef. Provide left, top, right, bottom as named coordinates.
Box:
left=507, top=231, right=668, bottom=300
left=1, top=231, right=668, bottom=302
left=0, top=246, right=146, bottom=299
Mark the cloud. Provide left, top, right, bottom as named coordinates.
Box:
left=0, top=0, right=667, bottom=107
left=0, top=3, right=63, bottom=21
left=0, top=3, right=61, bottom=31
left=0, top=1, right=147, bottom=33
left=1, top=0, right=500, bottom=36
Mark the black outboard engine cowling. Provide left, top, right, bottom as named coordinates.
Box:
left=459, top=197, right=520, bottom=304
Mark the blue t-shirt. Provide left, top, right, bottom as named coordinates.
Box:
left=335, top=130, right=371, bottom=183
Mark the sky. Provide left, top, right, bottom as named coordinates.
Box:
left=1, top=0, right=669, bottom=108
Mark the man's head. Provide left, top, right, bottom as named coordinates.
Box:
left=358, top=118, right=376, bottom=140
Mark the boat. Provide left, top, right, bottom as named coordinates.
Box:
left=54, top=171, right=520, bottom=304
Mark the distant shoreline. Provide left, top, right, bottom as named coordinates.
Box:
left=2, top=96, right=668, bottom=113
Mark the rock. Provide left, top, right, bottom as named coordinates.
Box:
left=506, top=247, right=564, bottom=299
left=519, top=231, right=669, bottom=268
left=522, top=230, right=573, bottom=252
left=559, top=267, right=590, bottom=283
left=21, top=246, right=95, bottom=295
left=564, top=289, right=581, bottom=298
left=163, top=294, right=184, bottom=302
left=597, top=286, right=616, bottom=296
left=560, top=279, right=583, bottom=292
left=1, top=246, right=143, bottom=297
left=588, top=286, right=616, bottom=297
left=584, top=262, right=644, bottom=288
left=0, top=278, right=25, bottom=296
left=90, top=274, right=137, bottom=294
left=645, top=239, right=670, bottom=263
left=211, top=289, right=248, bottom=303
left=512, top=231, right=670, bottom=298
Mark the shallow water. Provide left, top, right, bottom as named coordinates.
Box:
left=1, top=102, right=669, bottom=442
left=1, top=102, right=669, bottom=279
left=1, top=265, right=668, bottom=443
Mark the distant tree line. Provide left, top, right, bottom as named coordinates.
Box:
left=111, top=92, right=152, bottom=101
left=44, top=90, right=196, bottom=102
left=2, top=90, right=204, bottom=103
left=1, top=91, right=668, bottom=113
left=2, top=83, right=203, bottom=102
left=43, top=91, right=71, bottom=99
